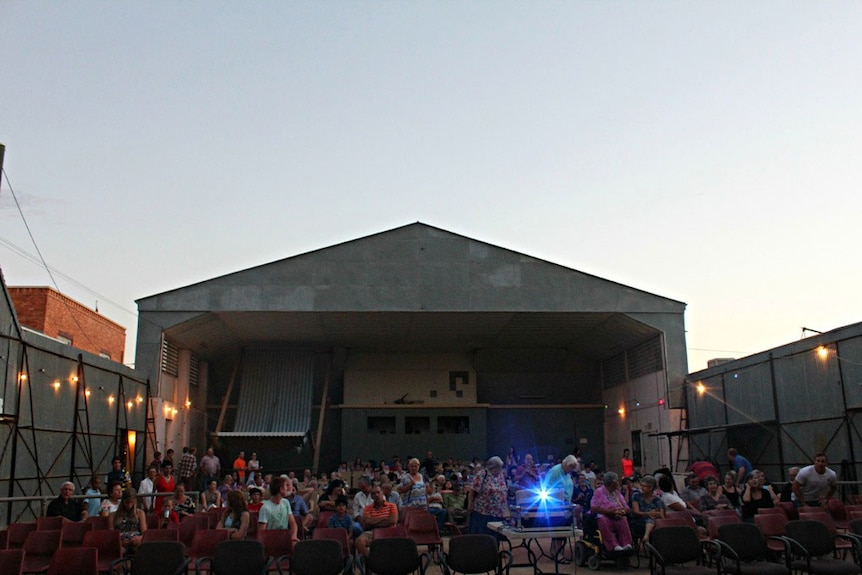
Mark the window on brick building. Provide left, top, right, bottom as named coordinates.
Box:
left=57, top=332, right=73, bottom=345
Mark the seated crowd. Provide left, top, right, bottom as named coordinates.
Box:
left=44, top=446, right=802, bottom=558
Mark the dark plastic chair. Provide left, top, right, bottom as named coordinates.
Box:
left=0, top=548, right=24, bottom=575
left=645, top=525, right=720, bottom=575
left=21, top=529, right=62, bottom=574
left=119, top=541, right=191, bottom=575
left=440, top=534, right=512, bottom=575
left=60, top=520, right=93, bottom=547
left=715, top=522, right=790, bottom=575
left=47, top=547, right=98, bottom=575
left=196, top=539, right=273, bottom=575
left=291, top=539, right=346, bottom=575
left=798, top=510, right=854, bottom=554
left=784, top=520, right=862, bottom=575
left=362, top=537, right=429, bottom=575
left=312, top=527, right=354, bottom=574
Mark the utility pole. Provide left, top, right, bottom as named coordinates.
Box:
left=0, top=143, right=6, bottom=188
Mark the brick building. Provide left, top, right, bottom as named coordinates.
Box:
left=8, top=286, right=126, bottom=362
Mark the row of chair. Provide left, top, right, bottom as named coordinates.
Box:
left=646, top=519, right=862, bottom=575
left=0, top=534, right=495, bottom=575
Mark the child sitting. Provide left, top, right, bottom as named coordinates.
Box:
left=328, top=496, right=361, bottom=537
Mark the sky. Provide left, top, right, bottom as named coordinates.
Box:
left=2, top=1, right=861, bottom=371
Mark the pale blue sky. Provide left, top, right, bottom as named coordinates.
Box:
left=2, top=1, right=861, bottom=370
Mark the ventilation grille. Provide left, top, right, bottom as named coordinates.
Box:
left=161, top=339, right=179, bottom=377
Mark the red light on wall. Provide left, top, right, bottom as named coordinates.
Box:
left=658, top=398, right=665, bottom=405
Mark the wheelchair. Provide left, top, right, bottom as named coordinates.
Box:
left=573, top=514, right=640, bottom=570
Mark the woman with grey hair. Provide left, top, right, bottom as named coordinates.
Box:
left=544, top=455, right=579, bottom=503
left=468, top=456, right=509, bottom=539
left=630, top=475, right=665, bottom=543
left=590, top=471, right=634, bottom=551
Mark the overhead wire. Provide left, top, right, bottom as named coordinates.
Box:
left=2, top=168, right=110, bottom=355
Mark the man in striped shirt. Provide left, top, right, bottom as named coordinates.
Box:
left=355, top=485, right=399, bottom=556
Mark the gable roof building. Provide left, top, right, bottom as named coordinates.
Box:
left=135, top=223, right=688, bottom=473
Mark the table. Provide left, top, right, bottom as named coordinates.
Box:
left=488, top=521, right=583, bottom=575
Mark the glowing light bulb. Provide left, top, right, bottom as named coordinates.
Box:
left=696, top=382, right=706, bottom=395
left=817, top=346, right=829, bottom=359
left=107, top=395, right=115, bottom=405
left=127, top=400, right=133, bottom=409
left=52, top=380, right=61, bottom=390
left=618, top=407, right=626, bottom=416
left=85, top=389, right=91, bottom=397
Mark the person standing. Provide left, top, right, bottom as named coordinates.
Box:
left=728, top=448, right=753, bottom=489
left=138, top=466, right=158, bottom=513
left=544, top=455, right=579, bottom=503
left=200, top=447, right=221, bottom=492
left=154, top=460, right=176, bottom=515
left=467, top=456, right=509, bottom=539
left=179, top=447, right=197, bottom=492
left=792, top=453, right=837, bottom=507
left=397, top=458, right=428, bottom=509
left=621, top=449, right=634, bottom=479
left=233, top=451, right=247, bottom=484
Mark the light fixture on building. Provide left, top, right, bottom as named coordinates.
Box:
left=107, top=395, right=115, bottom=405
left=696, top=382, right=706, bottom=395
left=817, top=346, right=829, bottom=359
left=185, top=400, right=191, bottom=409
left=127, top=400, right=133, bottom=409
left=52, top=380, right=61, bottom=391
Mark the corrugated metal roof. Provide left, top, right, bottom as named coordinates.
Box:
left=228, top=349, right=314, bottom=436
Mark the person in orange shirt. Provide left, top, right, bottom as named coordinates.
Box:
left=233, top=451, right=247, bottom=483
left=621, top=449, right=634, bottom=479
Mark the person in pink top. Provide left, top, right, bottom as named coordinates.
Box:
left=590, top=471, right=633, bottom=552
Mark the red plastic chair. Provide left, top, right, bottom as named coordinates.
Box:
left=754, top=512, right=789, bottom=555
left=0, top=548, right=24, bottom=575
left=826, top=499, right=850, bottom=530
left=60, top=520, right=93, bottom=547
left=145, top=514, right=160, bottom=530
left=82, top=529, right=123, bottom=574
left=756, top=507, right=785, bottom=515
left=405, top=511, right=443, bottom=561
left=373, top=524, right=408, bottom=539
left=85, top=516, right=110, bottom=530
left=257, top=529, right=294, bottom=573
left=141, top=528, right=180, bottom=543
left=36, top=517, right=66, bottom=531
left=7, top=523, right=38, bottom=549
left=186, top=529, right=230, bottom=567
left=706, top=514, right=741, bottom=540
left=21, top=529, right=62, bottom=575
left=182, top=514, right=210, bottom=530
left=247, top=511, right=259, bottom=540
left=702, top=508, right=740, bottom=518
left=168, top=519, right=198, bottom=547
left=778, top=501, right=799, bottom=520
left=205, top=508, right=222, bottom=529
left=47, top=547, right=98, bottom=575
left=316, top=511, right=335, bottom=528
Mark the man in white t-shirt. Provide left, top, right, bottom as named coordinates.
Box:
left=138, top=466, right=158, bottom=512
left=258, top=476, right=299, bottom=542
left=792, top=452, right=837, bottom=507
